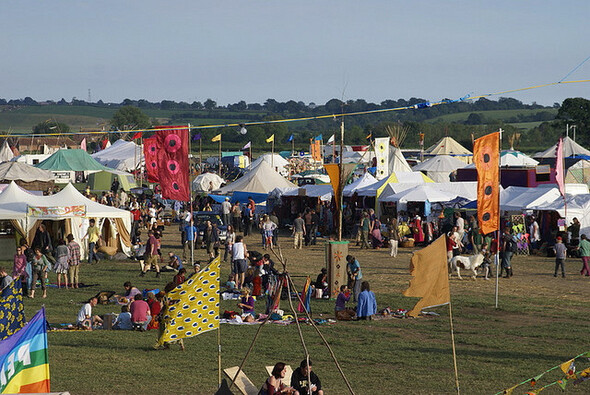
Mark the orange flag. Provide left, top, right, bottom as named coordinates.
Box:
left=473, top=132, right=500, bottom=235
left=403, top=236, right=450, bottom=317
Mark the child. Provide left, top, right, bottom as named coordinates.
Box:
left=225, top=274, right=237, bottom=290
left=554, top=236, right=567, bottom=278
left=113, top=305, right=132, bottom=330
left=173, top=268, right=186, bottom=285
left=335, top=285, right=355, bottom=321
left=237, top=288, right=255, bottom=322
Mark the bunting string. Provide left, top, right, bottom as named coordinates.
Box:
left=1, top=78, right=589, bottom=139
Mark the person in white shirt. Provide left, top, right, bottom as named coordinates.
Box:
left=454, top=212, right=465, bottom=251
left=77, top=297, right=103, bottom=330
left=529, top=216, right=540, bottom=250
left=231, top=235, right=248, bottom=289
left=221, top=197, right=232, bottom=227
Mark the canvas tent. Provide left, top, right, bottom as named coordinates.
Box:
left=425, top=136, right=473, bottom=164
left=412, top=155, right=467, bottom=182
left=87, top=170, right=138, bottom=191
left=565, top=159, right=590, bottom=186
left=533, top=136, right=590, bottom=158
left=91, top=139, right=144, bottom=172
left=36, top=149, right=110, bottom=171
left=0, top=182, right=132, bottom=259
left=500, top=150, right=539, bottom=167
left=281, top=184, right=333, bottom=201
left=0, top=141, right=14, bottom=163
left=379, top=184, right=458, bottom=203
left=389, top=147, right=412, bottom=173
left=250, top=153, right=290, bottom=176
left=193, top=172, right=225, bottom=192
left=343, top=172, right=378, bottom=197
left=216, top=160, right=297, bottom=194
left=0, top=161, right=55, bottom=190
left=533, top=194, right=590, bottom=237
left=355, top=171, right=433, bottom=197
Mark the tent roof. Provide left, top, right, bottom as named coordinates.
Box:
left=343, top=172, right=378, bottom=197
left=0, top=181, right=131, bottom=218
left=412, top=155, right=467, bottom=172
left=380, top=184, right=458, bottom=203
left=0, top=141, right=14, bottom=163
left=425, top=136, right=472, bottom=156
left=0, top=161, right=55, bottom=182
left=389, top=147, right=412, bottom=173
left=533, top=136, right=590, bottom=158
left=192, top=172, right=225, bottom=192
left=355, top=171, right=433, bottom=197
left=36, top=149, right=111, bottom=171
left=250, top=153, right=289, bottom=170
left=91, top=139, right=143, bottom=172
left=216, top=160, right=296, bottom=194
left=282, top=184, right=333, bottom=201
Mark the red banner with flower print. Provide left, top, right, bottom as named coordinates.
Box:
left=156, top=126, right=190, bottom=201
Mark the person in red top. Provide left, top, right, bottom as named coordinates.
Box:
left=173, top=268, right=186, bottom=285
left=247, top=197, right=255, bottom=213
left=446, top=231, right=456, bottom=273
left=140, top=230, right=161, bottom=278
left=146, top=291, right=162, bottom=330
left=130, top=293, right=151, bottom=331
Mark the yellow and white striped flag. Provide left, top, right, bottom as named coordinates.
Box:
left=158, top=256, right=220, bottom=344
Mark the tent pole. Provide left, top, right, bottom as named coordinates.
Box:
left=449, top=302, right=460, bottom=394
left=338, top=120, right=344, bottom=241
left=188, top=123, right=195, bottom=267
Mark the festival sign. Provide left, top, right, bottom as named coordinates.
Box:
left=27, top=205, right=86, bottom=217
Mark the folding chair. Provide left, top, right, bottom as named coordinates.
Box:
left=223, top=366, right=259, bottom=395
left=265, top=365, right=293, bottom=385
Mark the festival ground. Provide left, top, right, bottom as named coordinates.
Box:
left=18, top=228, right=590, bottom=394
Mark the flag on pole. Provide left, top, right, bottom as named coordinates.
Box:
left=326, top=134, right=335, bottom=144
left=473, top=132, right=500, bottom=236
left=80, top=138, right=87, bottom=151
left=192, top=133, right=202, bottom=141
left=132, top=131, right=142, bottom=140
left=266, top=134, right=275, bottom=143
left=155, top=125, right=190, bottom=202
left=211, top=134, right=221, bottom=142
left=314, top=134, right=323, bottom=141
left=366, top=132, right=372, bottom=140
left=556, top=137, right=565, bottom=197
left=101, top=138, right=110, bottom=150
left=143, top=136, right=160, bottom=183
left=242, top=141, right=251, bottom=150
left=157, top=256, right=220, bottom=345
left=0, top=279, right=26, bottom=340
left=0, top=307, right=50, bottom=394
left=287, top=134, right=294, bottom=142
left=403, top=236, right=450, bottom=317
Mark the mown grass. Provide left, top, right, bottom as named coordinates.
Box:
left=9, top=227, right=590, bottom=394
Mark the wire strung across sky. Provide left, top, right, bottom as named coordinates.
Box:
left=1, top=78, right=589, bottom=139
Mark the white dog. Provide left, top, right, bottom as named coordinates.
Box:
left=450, top=252, right=485, bottom=280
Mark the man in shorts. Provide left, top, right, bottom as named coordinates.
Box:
left=232, top=235, right=248, bottom=289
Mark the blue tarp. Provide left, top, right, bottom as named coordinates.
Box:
left=208, top=192, right=268, bottom=204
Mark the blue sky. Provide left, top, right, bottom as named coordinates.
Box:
left=1, top=1, right=589, bottom=106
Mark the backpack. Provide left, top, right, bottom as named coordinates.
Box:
left=507, top=236, right=518, bottom=253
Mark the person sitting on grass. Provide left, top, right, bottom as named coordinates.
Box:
left=314, top=268, right=328, bottom=297
left=260, top=362, right=298, bottom=395
left=356, top=281, right=377, bottom=320
left=164, top=251, right=183, bottom=272
left=118, top=281, right=141, bottom=304
left=113, top=305, right=132, bottom=330
left=77, top=297, right=103, bottom=330
left=130, top=293, right=151, bottom=331
left=237, top=288, right=256, bottom=322
left=146, top=291, right=162, bottom=330
left=334, top=285, right=355, bottom=321
left=291, top=359, right=323, bottom=395
left=173, top=268, right=187, bottom=286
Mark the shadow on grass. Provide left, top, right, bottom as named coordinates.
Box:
left=399, top=346, right=574, bottom=363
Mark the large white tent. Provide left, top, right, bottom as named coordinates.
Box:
left=216, top=160, right=297, bottom=194
left=250, top=153, right=290, bottom=176
left=500, top=150, right=539, bottom=167
left=0, top=141, right=15, bottom=163
left=0, top=182, right=132, bottom=258
left=192, top=172, right=225, bottom=192
left=379, top=184, right=458, bottom=203
left=389, top=147, right=412, bottom=173
left=281, top=184, right=333, bottom=201
left=533, top=136, right=590, bottom=158
left=425, top=136, right=473, bottom=164
left=91, top=139, right=144, bottom=172
left=355, top=171, right=433, bottom=197
left=533, top=194, right=590, bottom=237
left=412, top=155, right=467, bottom=182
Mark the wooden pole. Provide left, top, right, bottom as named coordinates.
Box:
left=218, top=139, right=222, bottom=176
left=448, top=302, right=460, bottom=394
left=495, top=128, right=503, bottom=309
left=188, top=124, right=195, bottom=267
left=271, top=139, right=275, bottom=170
left=338, top=120, right=344, bottom=241
left=199, top=137, right=202, bottom=174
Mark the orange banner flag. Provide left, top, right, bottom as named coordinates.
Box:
left=473, top=132, right=500, bottom=235
left=403, top=236, right=450, bottom=317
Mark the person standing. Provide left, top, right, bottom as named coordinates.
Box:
left=67, top=234, right=81, bottom=289
left=30, top=248, right=50, bottom=298
left=53, top=239, right=70, bottom=289
left=568, top=217, right=581, bottom=247
left=554, top=236, right=567, bottom=278
left=454, top=212, right=465, bottom=246
left=529, top=216, right=541, bottom=250
left=183, top=221, right=197, bottom=262
left=82, top=219, right=101, bottom=264
left=221, top=197, right=232, bottom=227
left=577, top=234, right=590, bottom=276
left=304, top=208, right=313, bottom=246
left=231, top=202, right=242, bottom=233
left=32, top=223, right=53, bottom=258
left=500, top=227, right=515, bottom=278
left=293, top=213, right=305, bottom=249
left=224, top=225, right=236, bottom=263
left=346, top=255, right=362, bottom=302
left=359, top=212, right=371, bottom=249
left=388, top=217, right=400, bottom=257
left=140, top=230, right=161, bottom=277
left=12, top=246, right=28, bottom=296
left=232, top=235, right=248, bottom=289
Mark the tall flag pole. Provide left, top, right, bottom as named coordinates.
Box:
left=266, top=134, right=275, bottom=169
left=473, top=130, right=500, bottom=307
left=211, top=134, right=222, bottom=175
left=188, top=124, right=195, bottom=267
left=555, top=136, right=566, bottom=217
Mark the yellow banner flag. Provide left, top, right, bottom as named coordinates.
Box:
left=266, top=134, right=274, bottom=143
left=403, top=236, right=450, bottom=317
left=211, top=134, right=221, bottom=142
left=157, top=256, right=220, bottom=344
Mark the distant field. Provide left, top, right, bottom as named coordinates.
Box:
left=427, top=108, right=557, bottom=124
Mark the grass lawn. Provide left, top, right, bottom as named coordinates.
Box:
left=11, top=227, right=590, bottom=394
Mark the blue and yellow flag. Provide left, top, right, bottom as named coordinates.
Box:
left=0, top=279, right=26, bottom=341
left=0, top=308, right=50, bottom=393
left=158, top=256, right=220, bottom=344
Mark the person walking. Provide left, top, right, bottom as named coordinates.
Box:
left=359, top=212, right=371, bottom=249
left=578, top=234, right=590, bottom=276
left=346, top=255, right=362, bottom=302
left=140, top=230, right=161, bottom=277
left=500, top=227, right=515, bottom=278
left=66, top=234, right=81, bottom=289
left=292, top=213, right=305, bottom=249
left=30, top=248, right=50, bottom=298
left=554, top=236, right=567, bottom=278
left=82, top=219, right=101, bottom=264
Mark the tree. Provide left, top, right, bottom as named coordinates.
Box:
left=111, top=106, right=151, bottom=130
left=557, top=98, right=590, bottom=129
left=33, top=120, right=70, bottom=134
left=204, top=99, right=217, bottom=110
left=465, top=113, right=485, bottom=125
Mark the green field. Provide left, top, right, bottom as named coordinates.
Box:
left=426, top=108, right=557, bottom=124
left=11, top=227, right=590, bottom=394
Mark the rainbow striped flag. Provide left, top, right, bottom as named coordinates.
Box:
left=0, top=308, right=50, bottom=394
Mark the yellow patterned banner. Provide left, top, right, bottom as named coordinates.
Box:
left=158, top=256, right=220, bottom=344
left=27, top=205, right=86, bottom=217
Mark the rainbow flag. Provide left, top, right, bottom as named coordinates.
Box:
left=0, top=308, right=50, bottom=394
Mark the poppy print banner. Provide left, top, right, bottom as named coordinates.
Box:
left=143, top=136, right=160, bottom=183
left=156, top=126, right=190, bottom=201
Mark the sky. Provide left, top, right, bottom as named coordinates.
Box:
left=1, top=1, right=589, bottom=107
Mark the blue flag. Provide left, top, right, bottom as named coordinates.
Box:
left=192, top=133, right=202, bottom=141
left=0, top=279, right=26, bottom=340
left=315, top=134, right=323, bottom=141
left=287, top=134, right=294, bottom=142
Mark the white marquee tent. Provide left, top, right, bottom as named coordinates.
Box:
left=343, top=172, right=378, bottom=197
left=91, top=139, right=144, bottom=172
left=412, top=155, right=467, bottom=182
left=533, top=136, right=590, bottom=158
left=192, top=172, right=225, bottom=192
left=250, top=153, right=290, bottom=176
left=216, top=160, right=296, bottom=194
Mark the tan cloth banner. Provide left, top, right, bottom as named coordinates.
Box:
left=114, top=218, right=132, bottom=248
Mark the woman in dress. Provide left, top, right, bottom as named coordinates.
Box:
left=13, top=245, right=28, bottom=296
left=30, top=248, right=50, bottom=298
left=54, top=239, right=70, bottom=288
left=370, top=219, right=384, bottom=249
left=224, top=225, right=236, bottom=263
